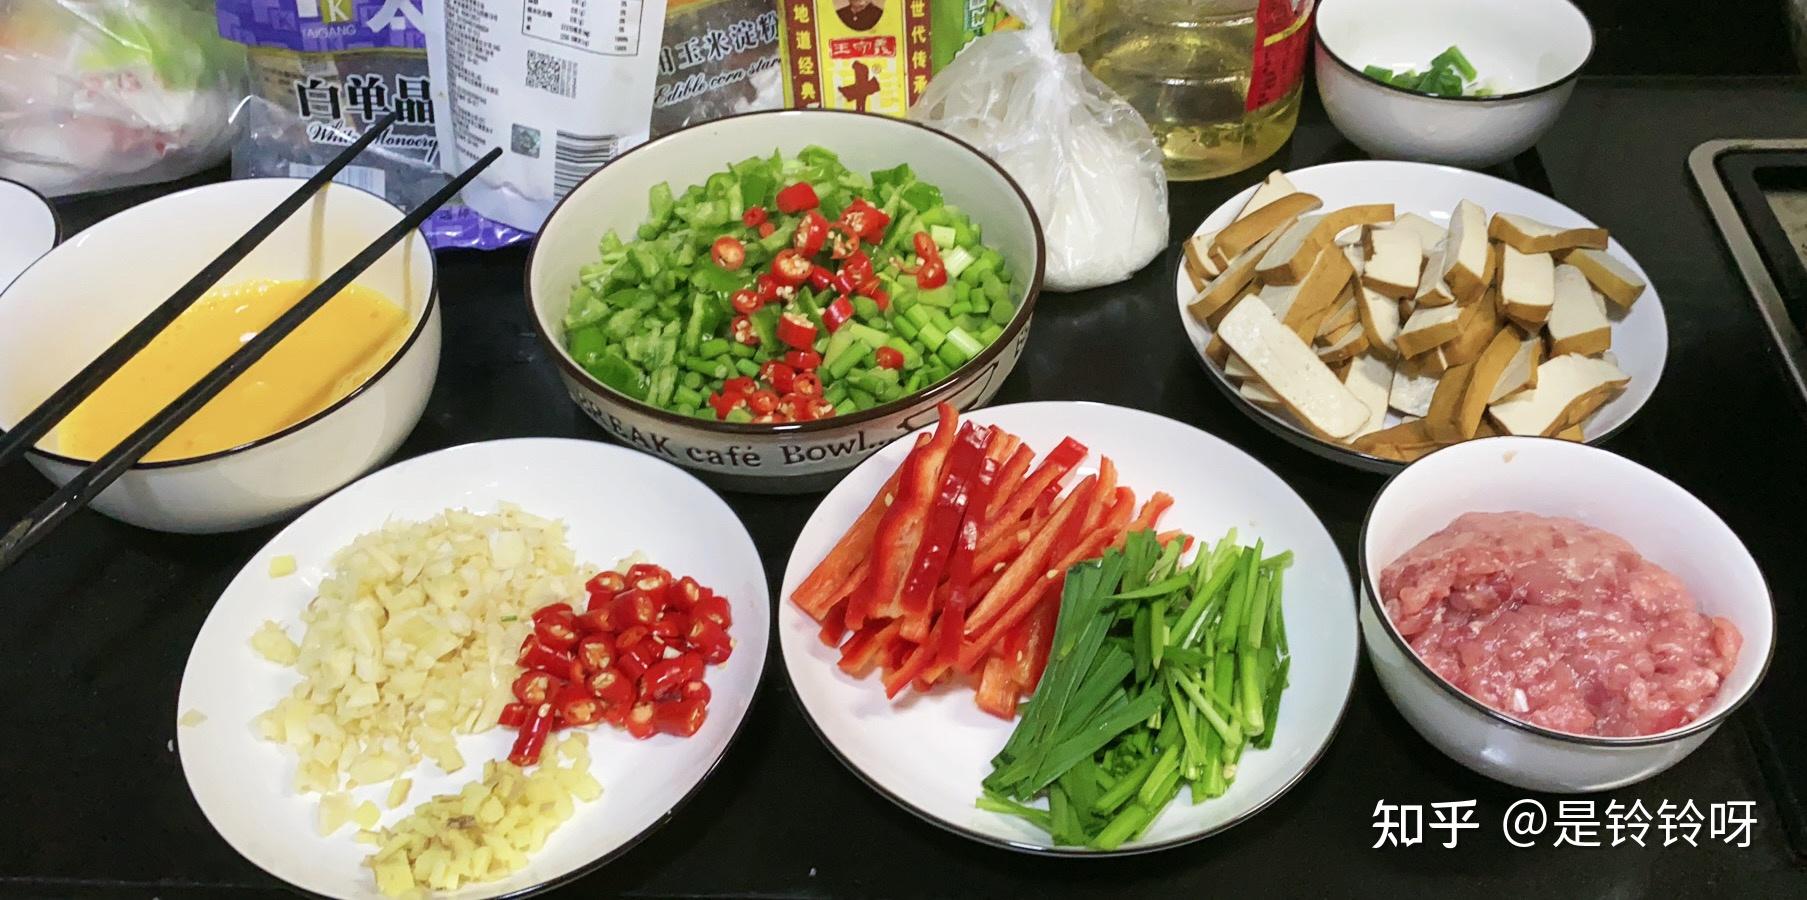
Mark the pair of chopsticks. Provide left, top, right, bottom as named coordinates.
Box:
left=0, top=109, right=500, bottom=572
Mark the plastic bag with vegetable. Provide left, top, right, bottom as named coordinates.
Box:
left=910, top=0, right=1167, bottom=293
left=0, top=0, right=244, bottom=196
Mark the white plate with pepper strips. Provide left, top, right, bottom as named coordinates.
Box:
left=778, top=402, right=1359, bottom=854
left=176, top=438, right=768, bottom=898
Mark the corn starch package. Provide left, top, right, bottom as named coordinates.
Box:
left=422, top=0, right=668, bottom=233
left=776, top=0, right=1009, bottom=116
left=652, top=0, right=785, bottom=135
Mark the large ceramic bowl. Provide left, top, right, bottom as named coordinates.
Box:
left=1359, top=437, right=1774, bottom=793
left=0, top=179, right=439, bottom=533
left=527, top=110, right=1044, bottom=494
left=1314, top=0, right=1593, bottom=168
left=0, top=177, right=59, bottom=291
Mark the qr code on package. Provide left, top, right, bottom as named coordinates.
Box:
left=526, top=49, right=578, bottom=98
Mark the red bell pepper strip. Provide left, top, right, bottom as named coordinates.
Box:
left=964, top=474, right=1097, bottom=637
left=1017, top=601, right=1059, bottom=691
left=817, top=600, right=849, bottom=647
left=932, top=450, right=1002, bottom=669
left=777, top=312, right=818, bottom=351
left=507, top=702, right=554, bottom=766
left=981, top=444, right=1034, bottom=525
left=974, top=657, right=1020, bottom=719
left=847, top=404, right=960, bottom=627
left=837, top=619, right=901, bottom=677
left=894, top=422, right=988, bottom=640
left=982, top=436, right=1086, bottom=535
left=822, top=295, right=856, bottom=333
left=1128, top=492, right=1174, bottom=533
left=776, top=181, right=819, bottom=214
left=967, top=487, right=1136, bottom=664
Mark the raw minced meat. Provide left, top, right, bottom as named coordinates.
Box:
left=1379, top=511, right=1741, bottom=737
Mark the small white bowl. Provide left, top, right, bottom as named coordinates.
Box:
left=0, top=179, right=440, bottom=534
left=1314, top=0, right=1594, bottom=168
left=1359, top=437, right=1775, bottom=793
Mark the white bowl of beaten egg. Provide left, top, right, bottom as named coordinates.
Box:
left=0, top=180, right=439, bottom=533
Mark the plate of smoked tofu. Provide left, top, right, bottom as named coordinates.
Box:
left=1173, top=162, right=1666, bottom=471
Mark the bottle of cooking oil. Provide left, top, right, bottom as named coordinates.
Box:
left=1058, top=0, right=1315, bottom=181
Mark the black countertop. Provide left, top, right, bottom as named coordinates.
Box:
left=4, top=77, right=1806, bottom=897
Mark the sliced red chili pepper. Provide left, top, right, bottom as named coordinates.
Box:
left=913, top=231, right=941, bottom=262
left=775, top=181, right=819, bottom=214
left=790, top=372, right=823, bottom=399
left=575, top=633, right=614, bottom=672
left=808, top=397, right=837, bottom=420
left=554, top=683, right=604, bottom=727
left=616, top=637, right=661, bottom=680
left=586, top=570, right=625, bottom=607
left=807, top=265, right=834, bottom=292
left=624, top=702, right=657, bottom=739
left=730, top=288, right=761, bottom=315
left=751, top=412, right=782, bottom=424
left=841, top=251, right=875, bottom=285
left=777, top=312, right=818, bottom=351
left=653, top=609, right=691, bottom=645
left=617, top=624, right=651, bottom=648
left=587, top=667, right=633, bottom=721
left=575, top=608, right=611, bottom=634
left=915, top=259, right=948, bottom=290
left=499, top=702, right=531, bottom=729
left=517, top=635, right=576, bottom=675
left=785, top=349, right=822, bottom=371
left=668, top=575, right=705, bottom=610
left=651, top=696, right=709, bottom=737
left=692, top=593, right=733, bottom=629
left=641, top=653, right=704, bottom=701
left=631, top=569, right=671, bottom=606
left=533, top=608, right=580, bottom=651
left=624, top=562, right=667, bottom=581
left=867, top=287, right=890, bottom=310
left=607, top=589, right=659, bottom=631
left=758, top=221, right=775, bottom=238
left=755, top=273, right=780, bottom=302
left=771, top=248, right=812, bottom=285
left=758, top=360, right=796, bottom=393
left=507, top=702, right=554, bottom=765
left=681, top=680, right=711, bottom=704
left=730, top=315, right=759, bottom=346
left=840, top=199, right=889, bottom=242
left=707, top=390, right=746, bottom=421
left=831, top=269, right=858, bottom=296
left=530, top=602, right=572, bottom=624
left=720, top=378, right=756, bottom=397
left=874, top=346, right=905, bottom=370
left=822, top=295, right=855, bottom=333
left=828, top=222, right=860, bottom=260
left=711, top=235, right=746, bottom=271
left=794, top=210, right=829, bottom=256
left=512, top=670, right=563, bottom=705
left=686, top=618, right=734, bottom=664
left=741, top=205, right=768, bottom=227
left=748, top=389, right=780, bottom=415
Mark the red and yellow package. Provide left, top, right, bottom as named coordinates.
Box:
left=778, top=0, right=935, bottom=115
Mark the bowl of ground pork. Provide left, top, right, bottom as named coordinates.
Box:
left=1358, top=436, right=1774, bottom=793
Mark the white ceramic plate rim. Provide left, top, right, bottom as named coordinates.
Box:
left=1172, top=160, right=1669, bottom=470
left=176, top=438, right=770, bottom=899
left=0, top=176, right=60, bottom=292
left=778, top=401, right=1360, bottom=854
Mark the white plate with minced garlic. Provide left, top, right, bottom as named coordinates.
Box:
left=176, top=438, right=768, bottom=899
left=1172, top=161, right=1667, bottom=472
